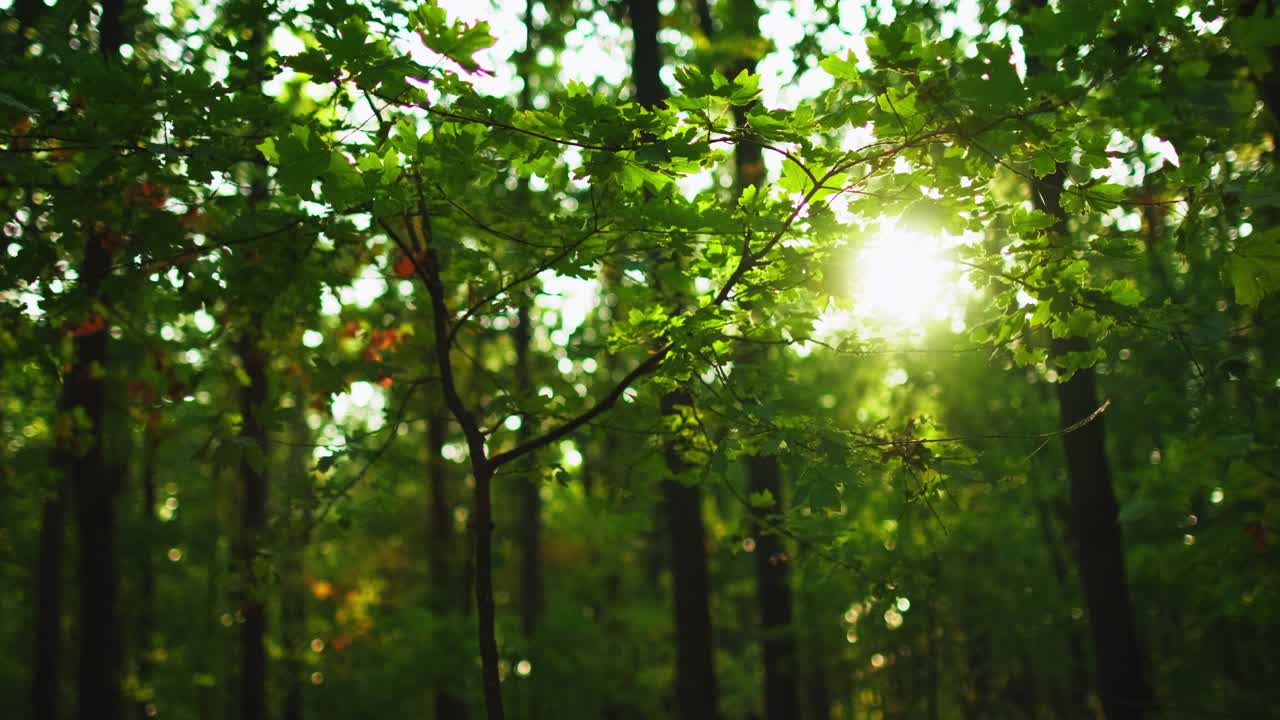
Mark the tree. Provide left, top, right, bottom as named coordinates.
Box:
left=5, top=2, right=1280, bottom=720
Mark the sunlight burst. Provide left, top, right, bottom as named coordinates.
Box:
left=852, top=222, right=970, bottom=331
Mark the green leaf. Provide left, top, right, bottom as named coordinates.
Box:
left=1029, top=300, right=1052, bottom=327
left=1231, top=256, right=1269, bottom=307
left=1230, top=230, right=1280, bottom=307
left=1104, top=279, right=1143, bottom=307
left=819, top=52, right=861, bottom=82
left=1030, top=153, right=1058, bottom=179
left=256, top=137, right=279, bottom=163
left=1011, top=208, right=1058, bottom=234
left=728, top=69, right=761, bottom=105
left=413, top=6, right=494, bottom=73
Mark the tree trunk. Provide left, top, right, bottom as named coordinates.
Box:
left=428, top=405, right=469, bottom=719
left=748, top=455, right=799, bottom=720
left=629, top=1, right=719, bottom=717
left=1015, top=0, right=1155, bottom=706
left=1053, top=358, right=1152, bottom=719
left=472, top=460, right=503, bottom=720
left=236, top=330, right=269, bottom=720
left=67, top=225, right=124, bottom=720
left=33, top=484, right=65, bottom=720
left=65, top=6, right=131, bottom=716
left=661, top=471, right=720, bottom=720
left=719, top=0, right=801, bottom=713
left=628, top=0, right=666, bottom=107
left=1031, top=169, right=1153, bottom=718
left=807, top=653, right=831, bottom=720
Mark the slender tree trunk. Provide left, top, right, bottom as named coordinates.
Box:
left=748, top=455, right=799, bottom=720
left=472, top=460, right=503, bottom=720
left=629, top=1, right=719, bottom=717
left=628, top=0, right=666, bottom=107
left=1031, top=171, right=1153, bottom=719
left=33, top=483, right=65, bottom=720
left=63, top=6, right=131, bottom=717
left=98, top=0, right=126, bottom=59
left=418, top=218, right=504, bottom=719
left=1053, top=357, right=1152, bottom=719
left=428, top=404, right=469, bottom=719
left=1015, top=0, right=1154, bottom=710
left=67, top=224, right=124, bottom=720
left=808, top=653, right=831, bottom=720
left=719, top=0, right=801, bottom=713
left=661, top=468, right=719, bottom=720
left=14, top=0, right=41, bottom=31
left=236, top=330, right=269, bottom=720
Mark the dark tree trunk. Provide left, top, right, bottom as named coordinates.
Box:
left=1014, top=0, right=1154, bottom=705
left=11, top=0, right=42, bottom=54
left=807, top=653, right=831, bottom=720
left=629, top=2, right=718, bottom=717
left=65, top=6, right=130, bottom=716
left=33, top=485, right=65, bottom=720
left=471, top=460, right=503, bottom=720
left=748, top=455, right=799, bottom=720
left=236, top=331, right=269, bottom=720
left=628, top=0, right=666, bottom=106
left=1030, top=168, right=1153, bottom=719
left=428, top=406, right=469, bottom=720
left=98, top=0, right=126, bottom=59
left=661, top=472, right=720, bottom=720
left=1053, top=358, right=1153, bottom=719
left=65, top=228, right=123, bottom=720
left=720, top=0, right=800, bottom=714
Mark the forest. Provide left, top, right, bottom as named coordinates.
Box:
left=1, top=0, right=1278, bottom=718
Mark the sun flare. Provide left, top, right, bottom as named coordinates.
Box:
left=852, top=222, right=971, bottom=331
